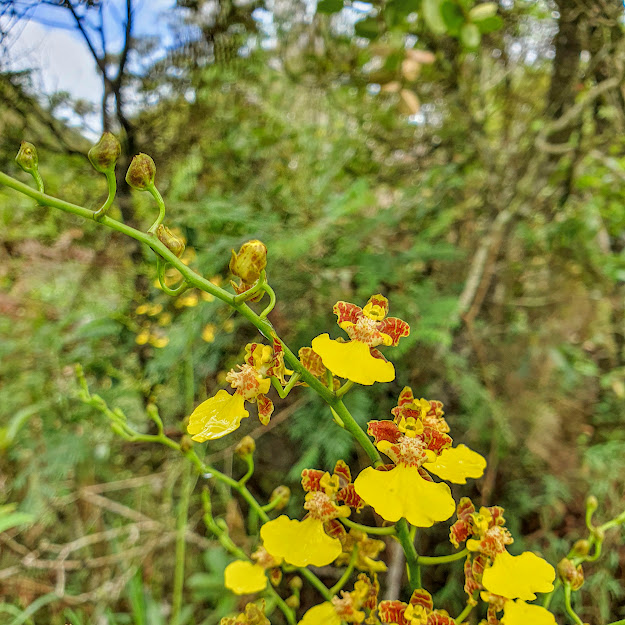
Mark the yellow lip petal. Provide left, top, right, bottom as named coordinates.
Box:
left=424, top=444, right=487, bottom=484
left=298, top=602, right=341, bottom=625
left=224, top=560, right=267, bottom=595
left=187, top=390, right=249, bottom=441
left=311, top=334, right=395, bottom=385
left=260, top=516, right=342, bottom=567
left=501, top=600, right=557, bottom=625
left=482, top=551, right=555, bottom=601
left=353, top=465, right=456, bottom=527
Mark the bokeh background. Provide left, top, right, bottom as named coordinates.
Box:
left=0, top=1, right=624, bottom=623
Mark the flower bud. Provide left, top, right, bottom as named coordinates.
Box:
left=269, top=568, right=283, bottom=587
left=230, top=240, right=267, bottom=285
left=156, top=224, right=185, bottom=258
left=586, top=495, right=598, bottom=513
left=89, top=132, right=121, bottom=173
left=269, top=485, right=290, bottom=510
left=557, top=558, right=584, bottom=590
left=289, top=576, right=303, bottom=590
left=126, top=153, right=156, bottom=190
left=15, top=141, right=39, bottom=173
left=235, top=435, right=256, bottom=458
left=570, top=539, right=590, bottom=557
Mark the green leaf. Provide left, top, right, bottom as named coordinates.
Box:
left=460, top=22, right=481, bottom=48
left=422, top=0, right=447, bottom=35
left=316, top=0, right=343, bottom=14
left=469, top=2, right=498, bottom=21
left=440, top=0, right=465, bottom=36
left=477, top=14, right=504, bottom=33
left=354, top=17, right=382, bottom=39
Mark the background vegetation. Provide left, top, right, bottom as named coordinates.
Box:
left=0, top=0, right=624, bottom=623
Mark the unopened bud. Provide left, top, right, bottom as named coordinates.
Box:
left=571, top=539, right=590, bottom=557
left=285, top=595, right=299, bottom=609
left=15, top=141, right=39, bottom=173
left=126, top=153, right=156, bottom=190
left=557, top=558, right=584, bottom=590
left=289, top=576, right=303, bottom=590
left=586, top=495, right=598, bottom=513
left=229, top=240, right=267, bottom=284
left=156, top=224, right=185, bottom=258
left=89, top=132, right=121, bottom=173
left=269, top=485, right=290, bottom=510
left=269, top=568, right=282, bottom=587
left=235, top=435, right=256, bottom=458
left=180, top=435, right=193, bottom=453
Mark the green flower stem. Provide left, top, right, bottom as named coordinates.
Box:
left=563, top=583, right=584, bottom=625
left=335, top=380, right=354, bottom=398
left=608, top=620, right=625, bottom=625
left=0, top=171, right=235, bottom=304
left=94, top=169, right=116, bottom=220
left=266, top=585, right=296, bottom=625
left=340, top=517, right=396, bottom=536
left=201, top=489, right=248, bottom=560
left=329, top=399, right=382, bottom=467
left=170, top=460, right=192, bottom=625
left=329, top=545, right=359, bottom=596
left=259, top=283, right=276, bottom=319
left=147, top=183, right=166, bottom=234
left=396, top=519, right=421, bottom=589
left=238, top=454, right=255, bottom=486
left=270, top=372, right=301, bottom=399
left=27, top=168, right=45, bottom=194
left=233, top=270, right=267, bottom=304
left=417, top=548, right=468, bottom=565
left=454, top=596, right=476, bottom=624
left=260, top=498, right=284, bottom=513
left=157, top=257, right=189, bottom=296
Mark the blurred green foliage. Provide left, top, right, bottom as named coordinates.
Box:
left=1, top=0, right=624, bottom=623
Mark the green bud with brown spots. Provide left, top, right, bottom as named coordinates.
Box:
left=126, top=153, right=156, bottom=190
left=156, top=224, right=185, bottom=258
left=89, top=132, right=121, bottom=173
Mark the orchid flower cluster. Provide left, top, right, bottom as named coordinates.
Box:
left=3, top=135, right=624, bottom=625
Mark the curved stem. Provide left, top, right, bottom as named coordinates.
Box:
left=335, top=380, right=354, bottom=398
left=238, top=455, right=254, bottom=486
left=563, top=583, right=584, bottom=625
left=454, top=597, right=476, bottom=624
left=260, top=283, right=276, bottom=319
left=147, top=183, right=166, bottom=233
left=94, top=169, right=116, bottom=220
left=329, top=545, right=358, bottom=596
left=340, top=517, right=396, bottom=536
left=32, top=169, right=45, bottom=194
left=417, top=547, right=468, bottom=565
left=266, top=585, right=296, bottom=625
left=157, top=257, right=189, bottom=297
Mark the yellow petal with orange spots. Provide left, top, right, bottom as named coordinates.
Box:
left=424, top=444, right=486, bottom=484
left=187, top=390, right=249, bottom=442
left=311, top=334, right=394, bottom=385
